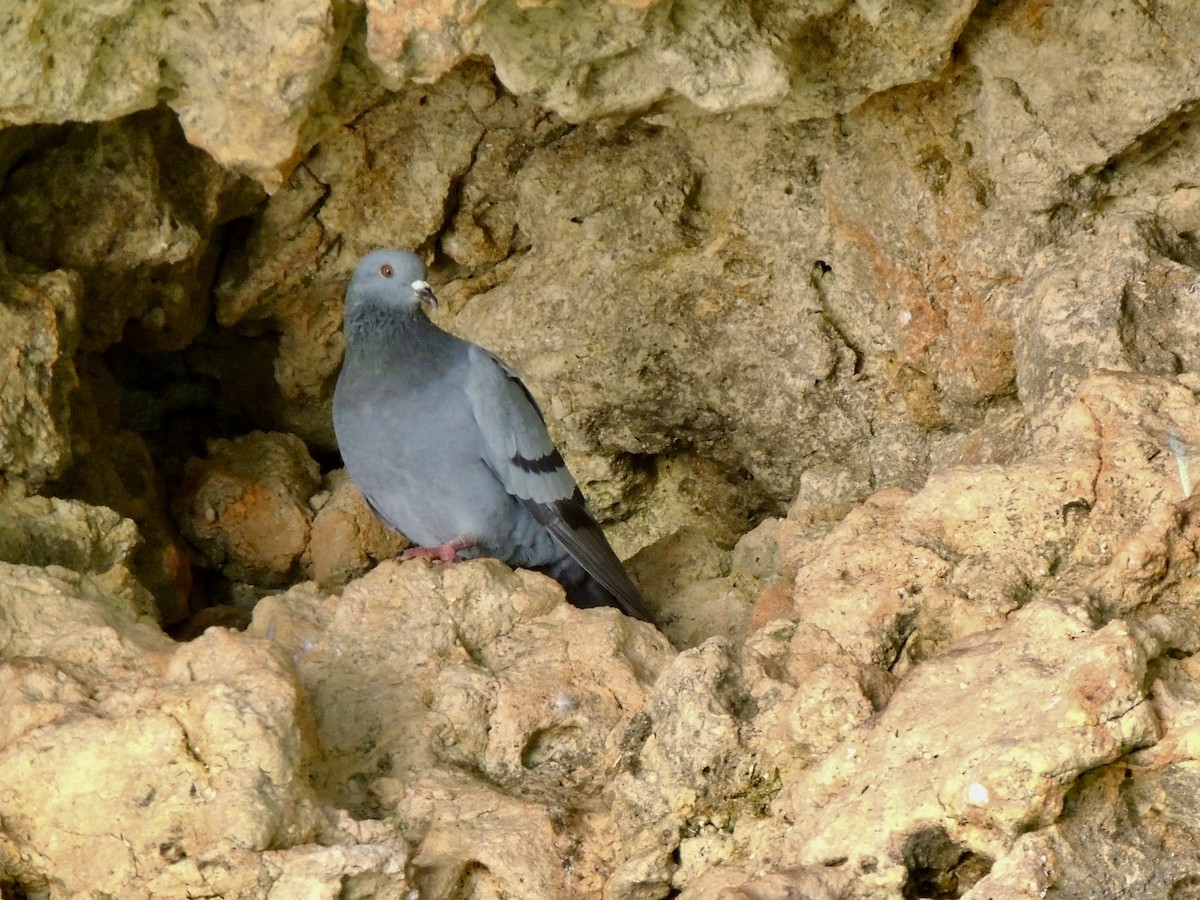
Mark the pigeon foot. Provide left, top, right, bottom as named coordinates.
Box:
left=400, top=538, right=476, bottom=563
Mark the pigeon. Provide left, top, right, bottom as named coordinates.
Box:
left=332, top=248, right=653, bottom=623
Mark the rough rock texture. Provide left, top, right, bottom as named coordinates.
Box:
left=0, top=110, right=261, bottom=353
left=48, top=356, right=195, bottom=624
left=0, top=0, right=348, bottom=189
left=174, top=431, right=322, bottom=587
left=0, top=0, right=982, bottom=188
left=0, top=494, right=155, bottom=619
left=0, top=254, right=81, bottom=489
left=7, top=0, right=1200, bottom=897
left=302, top=467, right=409, bottom=588
left=9, top=372, right=1200, bottom=896
left=0, top=555, right=397, bottom=898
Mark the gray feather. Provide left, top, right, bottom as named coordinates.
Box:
left=465, top=345, right=576, bottom=507
left=332, top=248, right=653, bottom=623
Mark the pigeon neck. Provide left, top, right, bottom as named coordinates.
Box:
left=346, top=302, right=437, bottom=344
left=348, top=303, right=458, bottom=381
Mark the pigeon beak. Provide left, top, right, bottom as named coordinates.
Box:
left=411, top=280, right=439, bottom=309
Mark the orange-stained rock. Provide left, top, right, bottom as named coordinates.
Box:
left=175, top=431, right=320, bottom=587
left=302, top=467, right=409, bottom=588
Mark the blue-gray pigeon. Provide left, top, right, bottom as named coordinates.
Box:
left=333, top=248, right=652, bottom=623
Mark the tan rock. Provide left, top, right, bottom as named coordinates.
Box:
left=744, top=583, right=792, bottom=634
left=8, top=0, right=1200, bottom=895
left=247, top=559, right=672, bottom=799
left=969, top=0, right=1200, bottom=204
left=769, top=371, right=1200, bottom=678
left=787, top=486, right=949, bottom=668
left=363, top=0, right=977, bottom=126
left=0, top=495, right=159, bottom=621
left=782, top=601, right=1166, bottom=884
left=0, top=110, right=261, bottom=353
left=605, top=639, right=774, bottom=896
left=247, top=559, right=689, bottom=896
left=450, top=118, right=842, bottom=503
left=55, top=360, right=193, bottom=624
left=0, top=256, right=80, bottom=489
left=175, top=431, right=321, bottom=586
left=628, top=526, right=752, bottom=647
left=148, top=837, right=413, bottom=900
left=0, top=0, right=344, bottom=189
left=677, top=864, right=850, bottom=900
left=10, top=367, right=1200, bottom=896
left=303, top=467, right=409, bottom=587
left=960, top=832, right=1056, bottom=900
left=1010, top=216, right=1200, bottom=444
left=0, top=565, right=335, bottom=896
left=1028, top=761, right=1200, bottom=898
left=821, top=69, right=1023, bottom=444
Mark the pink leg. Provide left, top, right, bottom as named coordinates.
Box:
left=400, top=538, right=476, bottom=564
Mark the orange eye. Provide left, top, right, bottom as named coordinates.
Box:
left=380, top=264, right=395, bottom=278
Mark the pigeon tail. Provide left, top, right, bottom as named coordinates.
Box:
left=536, top=555, right=653, bottom=622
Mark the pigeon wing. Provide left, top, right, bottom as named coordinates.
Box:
left=464, top=345, right=651, bottom=621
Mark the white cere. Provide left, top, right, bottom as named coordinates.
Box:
left=412, top=279, right=431, bottom=293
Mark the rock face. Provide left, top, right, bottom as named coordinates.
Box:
left=0, top=257, right=81, bottom=488
left=5, top=0, right=1200, bottom=897
left=7, top=372, right=1200, bottom=897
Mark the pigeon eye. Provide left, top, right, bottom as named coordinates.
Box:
left=380, top=264, right=395, bottom=278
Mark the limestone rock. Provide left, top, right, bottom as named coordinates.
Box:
left=0, top=0, right=346, bottom=189
left=365, top=0, right=976, bottom=125
left=968, top=0, right=1200, bottom=209
left=0, top=0, right=983, bottom=189
left=8, top=0, right=1200, bottom=896
left=676, top=864, right=851, bottom=900
left=8, top=367, right=1200, bottom=897
left=0, top=495, right=137, bottom=578
left=1012, top=215, right=1200, bottom=445
left=0, top=563, right=343, bottom=896
left=0, top=3, right=165, bottom=127
left=248, top=560, right=673, bottom=797
left=606, top=638, right=777, bottom=896
left=763, top=370, right=1200, bottom=677
left=207, top=32, right=1193, bottom=529
left=148, top=830, right=412, bottom=900
left=175, top=431, right=321, bottom=586
left=784, top=602, right=1164, bottom=882
left=0, top=496, right=160, bottom=624
left=820, top=68, right=1023, bottom=445
left=247, top=559, right=681, bottom=896
left=643, top=370, right=1200, bottom=894
left=53, top=358, right=194, bottom=624
left=0, top=110, right=261, bottom=353
left=302, top=467, right=409, bottom=588
left=0, top=561, right=169, bottom=687
left=0, top=256, right=81, bottom=489
left=450, top=117, right=845, bottom=503
left=1040, top=760, right=1200, bottom=899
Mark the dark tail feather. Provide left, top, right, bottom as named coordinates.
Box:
left=536, top=555, right=654, bottom=623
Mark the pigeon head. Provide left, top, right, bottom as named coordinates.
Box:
left=347, top=248, right=438, bottom=315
